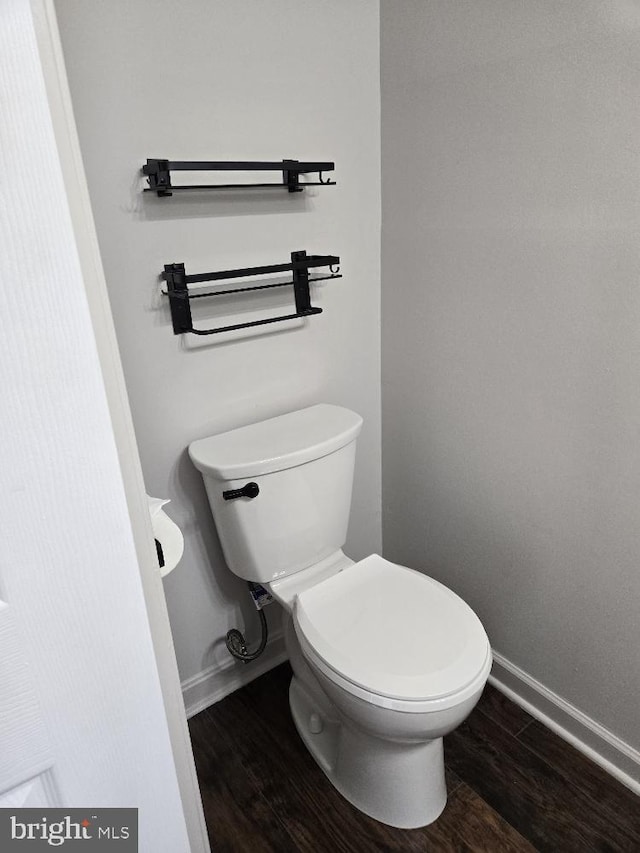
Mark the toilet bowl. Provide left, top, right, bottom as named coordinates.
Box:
left=271, top=551, right=491, bottom=828
left=189, top=404, right=492, bottom=828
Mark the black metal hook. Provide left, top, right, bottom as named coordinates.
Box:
left=329, top=264, right=340, bottom=275
left=317, top=172, right=336, bottom=186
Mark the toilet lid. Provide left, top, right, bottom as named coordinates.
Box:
left=294, top=554, right=490, bottom=702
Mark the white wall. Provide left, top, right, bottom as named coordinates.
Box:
left=1, top=1, right=191, bottom=847
left=54, top=0, right=381, bottom=691
left=381, top=0, right=640, bottom=752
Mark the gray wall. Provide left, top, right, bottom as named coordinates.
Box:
left=55, top=0, right=381, bottom=685
left=381, top=0, right=640, bottom=750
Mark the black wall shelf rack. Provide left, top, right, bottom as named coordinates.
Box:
left=143, top=159, right=335, bottom=196
left=161, top=250, right=340, bottom=336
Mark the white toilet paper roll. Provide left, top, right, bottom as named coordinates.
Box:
left=147, top=496, right=184, bottom=577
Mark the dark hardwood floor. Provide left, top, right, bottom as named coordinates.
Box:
left=189, top=663, right=640, bottom=852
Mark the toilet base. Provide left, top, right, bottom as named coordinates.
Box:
left=289, top=675, right=447, bottom=829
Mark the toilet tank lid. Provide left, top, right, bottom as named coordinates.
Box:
left=188, top=404, right=363, bottom=481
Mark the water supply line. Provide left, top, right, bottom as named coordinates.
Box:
left=225, top=582, right=269, bottom=663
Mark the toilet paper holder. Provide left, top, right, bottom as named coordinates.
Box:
left=148, top=496, right=184, bottom=578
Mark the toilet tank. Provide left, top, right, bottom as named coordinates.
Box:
left=189, top=404, right=363, bottom=583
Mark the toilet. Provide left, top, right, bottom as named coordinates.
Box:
left=189, top=404, right=492, bottom=829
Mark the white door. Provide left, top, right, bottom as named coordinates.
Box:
left=0, top=605, right=56, bottom=808
left=0, top=2, right=207, bottom=850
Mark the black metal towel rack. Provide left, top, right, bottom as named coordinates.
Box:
left=143, top=159, right=335, bottom=196
left=161, top=250, right=340, bottom=336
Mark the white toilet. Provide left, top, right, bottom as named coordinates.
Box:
left=189, top=404, right=492, bottom=829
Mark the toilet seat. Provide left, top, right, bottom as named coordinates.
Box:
left=294, top=554, right=491, bottom=713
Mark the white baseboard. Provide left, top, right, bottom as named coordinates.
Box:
left=182, top=629, right=288, bottom=719
left=490, top=651, right=640, bottom=796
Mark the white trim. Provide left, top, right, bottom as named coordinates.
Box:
left=183, top=631, right=288, bottom=719
left=490, top=651, right=640, bottom=796
left=30, top=2, right=209, bottom=849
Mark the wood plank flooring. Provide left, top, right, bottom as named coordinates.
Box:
left=188, top=663, right=640, bottom=852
